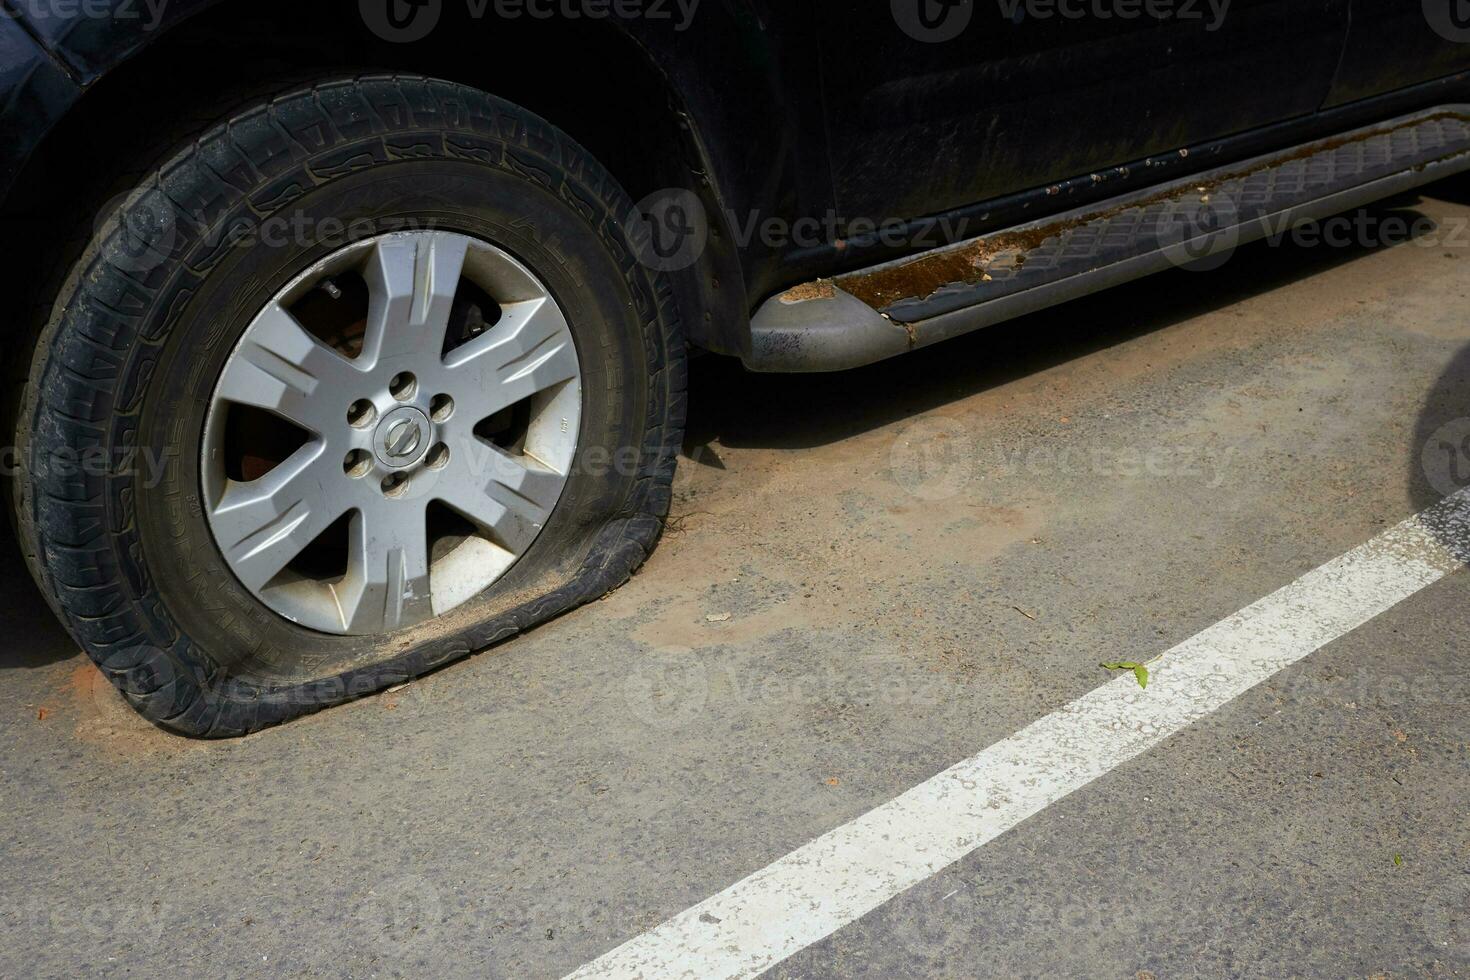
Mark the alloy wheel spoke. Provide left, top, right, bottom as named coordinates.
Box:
left=443, top=297, right=579, bottom=415
left=440, top=444, right=568, bottom=554
left=336, top=503, right=435, bottom=633
left=361, top=233, right=470, bottom=366
left=208, top=443, right=344, bottom=592
left=214, top=303, right=359, bottom=434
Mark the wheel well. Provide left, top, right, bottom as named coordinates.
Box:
left=2, top=0, right=742, bottom=352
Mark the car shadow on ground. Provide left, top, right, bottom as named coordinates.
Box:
left=0, top=520, right=77, bottom=669
left=1410, top=337, right=1470, bottom=560
left=685, top=172, right=1470, bottom=457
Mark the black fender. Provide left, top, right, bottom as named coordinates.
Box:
left=0, top=0, right=832, bottom=357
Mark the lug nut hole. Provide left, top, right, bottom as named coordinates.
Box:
left=390, top=372, right=418, bottom=401
left=381, top=473, right=410, bottom=497
left=344, top=449, right=373, bottom=479
left=431, top=394, right=455, bottom=422
left=348, top=400, right=377, bottom=428
left=425, top=443, right=451, bottom=470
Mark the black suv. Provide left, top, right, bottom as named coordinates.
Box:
left=2, top=0, right=1467, bottom=735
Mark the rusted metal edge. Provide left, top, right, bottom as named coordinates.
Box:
left=744, top=105, right=1470, bottom=374
left=834, top=108, right=1470, bottom=316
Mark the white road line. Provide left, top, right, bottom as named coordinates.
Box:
left=567, top=490, right=1470, bottom=980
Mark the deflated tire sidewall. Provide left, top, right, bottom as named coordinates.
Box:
left=16, top=77, right=685, bottom=735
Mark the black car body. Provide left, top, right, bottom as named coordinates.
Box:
left=4, top=0, right=1468, bottom=359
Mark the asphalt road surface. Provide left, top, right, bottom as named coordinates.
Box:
left=3, top=176, right=1469, bottom=978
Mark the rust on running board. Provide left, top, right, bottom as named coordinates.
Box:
left=833, top=111, right=1470, bottom=313
left=780, top=280, right=837, bottom=302
left=835, top=230, right=1045, bottom=311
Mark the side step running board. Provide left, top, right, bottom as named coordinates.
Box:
left=745, top=107, right=1470, bottom=373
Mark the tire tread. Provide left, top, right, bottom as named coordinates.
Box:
left=12, top=75, right=687, bottom=737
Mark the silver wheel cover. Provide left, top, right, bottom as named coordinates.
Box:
left=201, top=232, right=583, bottom=636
